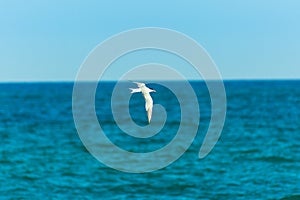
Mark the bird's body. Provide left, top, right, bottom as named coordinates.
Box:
left=129, top=82, right=156, bottom=123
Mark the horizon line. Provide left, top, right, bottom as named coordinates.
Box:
left=0, top=78, right=300, bottom=83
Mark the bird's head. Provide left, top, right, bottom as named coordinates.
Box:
left=150, top=89, right=156, bottom=93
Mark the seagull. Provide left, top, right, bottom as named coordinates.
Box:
left=129, top=82, right=156, bottom=123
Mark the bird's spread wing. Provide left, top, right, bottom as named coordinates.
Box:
left=144, top=93, right=153, bottom=123
left=147, top=107, right=152, bottom=124
left=133, top=82, right=145, bottom=88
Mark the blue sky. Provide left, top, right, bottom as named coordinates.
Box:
left=0, top=0, right=299, bottom=81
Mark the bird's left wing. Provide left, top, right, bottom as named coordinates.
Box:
left=133, top=82, right=145, bottom=88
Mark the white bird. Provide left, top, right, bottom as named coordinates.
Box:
left=129, top=82, right=156, bottom=123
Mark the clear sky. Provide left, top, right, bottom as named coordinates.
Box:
left=0, top=0, right=299, bottom=81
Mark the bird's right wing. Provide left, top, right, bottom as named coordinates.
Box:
left=147, top=106, right=152, bottom=124
left=144, top=93, right=153, bottom=123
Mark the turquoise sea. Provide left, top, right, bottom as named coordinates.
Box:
left=0, top=81, right=299, bottom=199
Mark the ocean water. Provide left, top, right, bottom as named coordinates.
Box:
left=0, top=81, right=299, bottom=199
